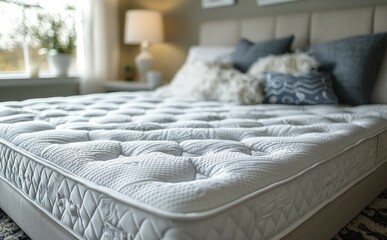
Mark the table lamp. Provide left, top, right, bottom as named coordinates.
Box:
left=124, top=10, right=164, bottom=82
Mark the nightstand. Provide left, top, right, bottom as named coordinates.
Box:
left=104, top=81, right=158, bottom=92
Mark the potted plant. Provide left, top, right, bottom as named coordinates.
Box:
left=124, top=63, right=135, bottom=81
left=30, top=8, right=76, bottom=77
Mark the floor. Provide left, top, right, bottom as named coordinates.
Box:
left=332, top=189, right=387, bottom=240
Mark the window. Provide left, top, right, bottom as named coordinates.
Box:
left=0, top=0, right=78, bottom=76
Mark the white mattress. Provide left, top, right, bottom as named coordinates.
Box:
left=0, top=92, right=387, bottom=240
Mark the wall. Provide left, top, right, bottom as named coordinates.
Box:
left=118, top=0, right=387, bottom=82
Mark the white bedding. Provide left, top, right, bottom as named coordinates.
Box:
left=1, top=92, right=387, bottom=239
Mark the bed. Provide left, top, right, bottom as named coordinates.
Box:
left=1, top=5, right=387, bottom=240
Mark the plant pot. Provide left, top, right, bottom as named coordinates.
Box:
left=48, top=53, right=72, bottom=77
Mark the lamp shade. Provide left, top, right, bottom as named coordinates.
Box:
left=124, top=10, right=164, bottom=44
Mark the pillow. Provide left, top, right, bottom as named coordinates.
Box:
left=156, top=61, right=264, bottom=104
left=307, top=32, right=387, bottom=105
left=264, top=72, right=338, bottom=105
left=185, top=46, right=235, bottom=64
left=232, top=36, right=294, bottom=73
left=248, top=52, right=319, bottom=76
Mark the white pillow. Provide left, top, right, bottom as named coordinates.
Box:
left=248, top=52, right=319, bottom=76
left=185, top=46, right=235, bottom=64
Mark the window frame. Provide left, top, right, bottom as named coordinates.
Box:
left=0, top=0, right=79, bottom=78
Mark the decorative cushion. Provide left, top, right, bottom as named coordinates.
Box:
left=232, top=36, right=294, bottom=73
left=264, top=72, right=338, bottom=105
left=308, top=32, right=387, bottom=105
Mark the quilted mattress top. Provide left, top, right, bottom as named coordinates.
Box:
left=0, top=92, right=387, bottom=217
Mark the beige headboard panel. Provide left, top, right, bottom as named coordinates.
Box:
left=199, top=5, right=387, bottom=104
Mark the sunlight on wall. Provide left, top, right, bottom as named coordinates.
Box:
left=149, top=43, right=186, bottom=82
left=134, top=0, right=184, bottom=13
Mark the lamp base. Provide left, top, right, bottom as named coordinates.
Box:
left=135, top=41, right=153, bottom=82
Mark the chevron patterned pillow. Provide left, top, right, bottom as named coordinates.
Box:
left=264, top=72, right=338, bottom=105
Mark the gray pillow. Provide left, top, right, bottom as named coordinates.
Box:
left=233, top=36, right=294, bottom=73
left=264, top=72, right=338, bottom=105
left=308, top=32, right=387, bottom=105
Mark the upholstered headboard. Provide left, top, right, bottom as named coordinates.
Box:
left=199, top=5, right=387, bottom=104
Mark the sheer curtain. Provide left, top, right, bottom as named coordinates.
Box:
left=78, top=0, right=120, bottom=94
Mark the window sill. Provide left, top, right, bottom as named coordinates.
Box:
left=0, top=74, right=80, bottom=87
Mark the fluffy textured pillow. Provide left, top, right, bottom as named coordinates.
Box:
left=233, top=36, right=294, bottom=73
left=248, top=52, right=319, bottom=76
left=185, top=46, right=235, bottom=64
left=156, top=62, right=263, bottom=104
left=308, top=32, right=387, bottom=105
left=264, top=72, right=338, bottom=105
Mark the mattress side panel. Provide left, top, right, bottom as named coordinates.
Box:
left=377, top=130, right=387, bottom=166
